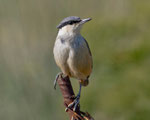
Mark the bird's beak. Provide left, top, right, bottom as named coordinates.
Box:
left=80, top=18, right=92, bottom=24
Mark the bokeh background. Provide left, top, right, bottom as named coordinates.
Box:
left=0, top=0, right=150, bottom=120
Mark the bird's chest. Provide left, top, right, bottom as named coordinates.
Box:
left=54, top=36, right=83, bottom=63
left=54, top=39, right=69, bottom=59
left=68, top=38, right=85, bottom=62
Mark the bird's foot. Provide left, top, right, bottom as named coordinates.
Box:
left=54, top=72, right=63, bottom=90
left=65, top=94, right=80, bottom=112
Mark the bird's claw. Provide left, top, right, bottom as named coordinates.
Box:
left=65, top=94, right=80, bottom=112
left=54, top=72, right=63, bottom=90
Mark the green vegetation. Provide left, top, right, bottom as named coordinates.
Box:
left=0, top=0, right=150, bottom=120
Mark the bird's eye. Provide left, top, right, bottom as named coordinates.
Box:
left=69, top=21, right=74, bottom=25
left=68, top=20, right=80, bottom=25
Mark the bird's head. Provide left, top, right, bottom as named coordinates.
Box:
left=57, top=16, right=91, bottom=34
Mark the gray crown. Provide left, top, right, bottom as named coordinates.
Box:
left=57, top=16, right=81, bottom=29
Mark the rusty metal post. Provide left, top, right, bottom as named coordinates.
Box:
left=56, top=74, right=94, bottom=120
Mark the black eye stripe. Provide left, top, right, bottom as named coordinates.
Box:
left=69, top=20, right=80, bottom=25
left=69, top=21, right=73, bottom=25
left=57, top=16, right=82, bottom=29
left=57, top=20, right=81, bottom=28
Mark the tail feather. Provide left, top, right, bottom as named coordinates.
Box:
left=79, top=79, right=89, bottom=86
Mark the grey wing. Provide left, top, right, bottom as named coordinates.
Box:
left=83, top=38, right=93, bottom=69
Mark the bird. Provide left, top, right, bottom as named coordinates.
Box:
left=53, top=16, right=92, bottom=111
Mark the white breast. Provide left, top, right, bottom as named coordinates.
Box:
left=53, top=37, right=71, bottom=76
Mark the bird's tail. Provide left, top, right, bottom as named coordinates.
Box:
left=79, top=79, right=89, bottom=87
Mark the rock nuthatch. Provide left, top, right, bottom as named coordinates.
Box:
left=53, top=16, right=93, bottom=110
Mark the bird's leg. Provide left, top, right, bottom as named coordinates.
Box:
left=54, top=72, right=63, bottom=90
left=67, top=83, right=82, bottom=111
left=73, top=83, right=82, bottom=111
left=76, top=83, right=82, bottom=102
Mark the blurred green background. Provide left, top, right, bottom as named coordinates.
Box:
left=0, top=0, right=150, bottom=120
